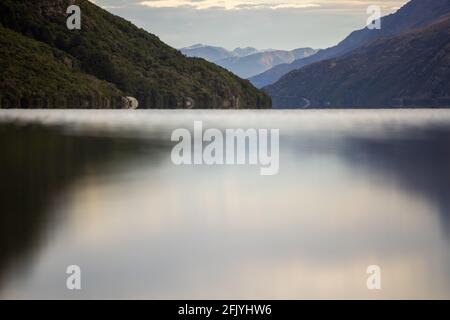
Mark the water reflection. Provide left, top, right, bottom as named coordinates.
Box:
left=342, top=129, right=450, bottom=237
left=0, top=110, right=449, bottom=299
left=0, top=124, right=168, bottom=294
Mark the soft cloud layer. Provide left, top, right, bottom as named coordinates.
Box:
left=137, top=0, right=405, bottom=11
left=90, top=0, right=409, bottom=50
left=139, top=0, right=320, bottom=10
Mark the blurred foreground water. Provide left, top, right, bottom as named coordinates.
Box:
left=0, top=109, right=449, bottom=299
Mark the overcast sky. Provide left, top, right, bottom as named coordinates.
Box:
left=89, top=0, right=409, bottom=50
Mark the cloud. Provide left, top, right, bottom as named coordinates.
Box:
left=137, top=0, right=405, bottom=11
left=138, top=0, right=319, bottom=10
left=88, top=0, right=409, bottom=50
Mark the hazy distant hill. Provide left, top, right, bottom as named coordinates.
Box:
left=251, top=0, right=450, bottom=88
left=215, top=48, right=317, bottom=79
left=179, top=44, right=238, bottom=62
left=179, top=45, right=260, bottom=62
left=0, top=0, right=270, bottom=109
left=265, top=14, right=450, bottom=108
left=233, top=47, right=259, bottom=57
left=181, top=44, right=317, bottom=79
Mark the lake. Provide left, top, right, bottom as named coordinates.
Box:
left=0, top=109, right=449, bottom=299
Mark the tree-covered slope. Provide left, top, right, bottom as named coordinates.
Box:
left=0, top=0, right=270, bottom=109
left=265, top=15, right=450, bottom=108
left=0, top=26, right=125, bottom=108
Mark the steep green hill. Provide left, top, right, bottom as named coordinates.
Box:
left=266, top=15, right=450, bottom=108
left=0, top=26, right=125, bottom=108
left=0, top=0, right=270, bottom=109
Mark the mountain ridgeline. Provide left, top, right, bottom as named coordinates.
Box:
left=0, top=0, right=271, bottom=109
left=214, top=48, right=317, bottom=79
left=181, top=44, right=317, bottom=79
left=251, top=0, right=450, bottom=89
left=180, top=44, right=258, bottom=62
left=266, top=14, right=450, bottom=108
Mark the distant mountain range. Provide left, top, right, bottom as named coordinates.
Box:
left=0, top=0, right=270, bottom=109
left=180, top=45, right=317, bottom=79
left=180, top=44, right=259, bottom=62
left=251, top=0, right=450, bottom=90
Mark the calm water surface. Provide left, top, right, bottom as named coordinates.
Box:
left=0, top=109, right=449, bottom=299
